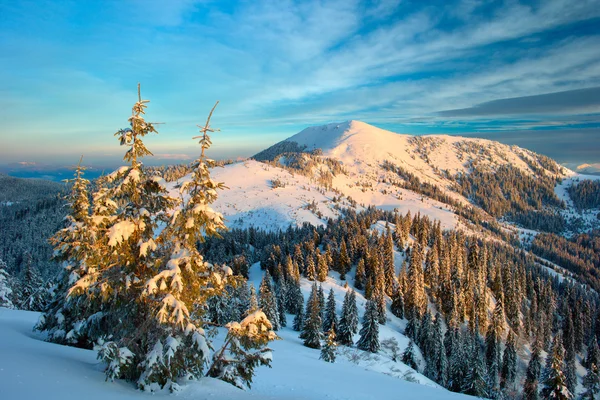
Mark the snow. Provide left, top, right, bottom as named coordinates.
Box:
left=0, top=308, right=470, bottom=400
left=107, top=220, right=138, bottom=247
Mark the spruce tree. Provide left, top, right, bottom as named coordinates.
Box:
left=523, top=338, right=542, bottom=400
left=355, top=258, right=366, bottom=290
left=425, top=313, right=447, bottom=386
left=582, top=363, right=600, bottom=400
left=541, top=333, right=573, bottom=400
left=320, top=325, right=337, bottom=363
left=357, top=300, right=380, bottom=353
left=40, top=89, right=276, bottom=390
left=323, top=289, right=338, bottom=333
left=0, top=260, right=14, bottom=309
left=293, top=305, right=305, bottom=332
left=259, top=271, right=280, bottom=330
left=405, top=243, right=426, bottom=320
left=302, top=283, right=322, bottom=349
left=500, top=330, right=517, bottom=390
left=402, top=340, right=419, bottom=370
left=390, top=289, right=404, bottom=319
left=338, top=290, right=358, bottom=346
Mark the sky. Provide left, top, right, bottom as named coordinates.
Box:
left=0, top=0, right=599, bottom=173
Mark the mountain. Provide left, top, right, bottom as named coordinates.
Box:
left=212, top=120, right=596, bottom=236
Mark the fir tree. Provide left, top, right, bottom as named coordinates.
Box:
left=582, top=363, right=600, bottom=400
left=293, top=304, right=305, bottom=332
left=338, top=290, right=358, bottom=346
left=501, top=330, right=517, bottom=390
left=357, top=300, right=380, bottom=353
left=405, top=243, right=426, bottom=320
left=523, top=338, right=542, bottom=400
left=463, top=335, right=488, bottom=398
left=323, top=289, right=338, bottom=333
left=259, top=271, right=280, bottom=330
left=317, top=251, right=328, bottom=282
left=0, top=260, right=14, bottom=309
left=585, top=338, right=600, bottom=370
left=425, top=313, right=448, bottom=386
left=320, top=325, right=337, bottom=363
left=402, top=340, right=419, bottom=370
left=302, top=283, right=322, bottom=349
left=541, top=333, right=573, bottom=400
left=355, top=258, right=366, bottom=290
left=390, top=289, right=404, bottom=319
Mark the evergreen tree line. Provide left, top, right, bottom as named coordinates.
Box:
left=199, top=205, right=599, bottom=399
left=531, top=230, right=600, bottom=292
left=568, top=179, right=600, bottom=211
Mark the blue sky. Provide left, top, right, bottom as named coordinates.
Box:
left=1, top=0, right=599, bottom=170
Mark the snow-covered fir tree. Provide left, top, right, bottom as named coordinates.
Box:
left=402, top=340, right=419, bottom=371
left=500, top=329, right=517, bottom=391
left=337, top=289, right=358, bottom=346
left=36, top=157, right=99, bottom=345
left=302, top=283, right=322, bottom=349
left=320, top=324, right=337, bottom=363
left=524, top=336, right=542, bottom=400
left=323, top=288, right=338, bottom=333
left=38, top=89, right=277, bottom=391
left=0, top=259, right=14, bottom=308
left=582, top=363, right=600, bottom=400
left=259, top=270, right=280, bottom=330
left=357, top=300, right=380, bottom=353
left=541, top=333, right=573, bottom=400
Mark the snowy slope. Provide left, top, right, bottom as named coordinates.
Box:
left=282, top=120, right=566, bottom=180
left=0, top=307, right=470, bottom=400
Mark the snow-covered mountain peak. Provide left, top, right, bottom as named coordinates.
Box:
left=283, top=120, right=396, bottom=153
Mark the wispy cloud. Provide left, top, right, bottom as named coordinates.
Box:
left=0, top=0, right=599, bottom=166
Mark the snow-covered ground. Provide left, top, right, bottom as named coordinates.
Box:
left=0, top=306, right=469, bottom=400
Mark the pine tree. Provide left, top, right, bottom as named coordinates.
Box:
left=0, top=259, right=14, bottom=309
left=248, top=285, right=259, bottom=315
left=485, top=300, right=504, bottom=394
left=463, top=335, right=488, bottom=398
left=293, top=304, right=305, bottom=332
left=40, top=90, right=276, bottom=390
left=524, top=338, right=542, bottom=400
left=276, top=284, right=287, bottom=328
left=402, top=340, right=419, bottom=371
left=585, top=337, right=600, bottom=370
left=405, top=243, right=426, bottom=320
left=383, top=230, right=397, bottom=296
left=541, top=333, right=573, bottom=400
left=500, top=330, right=517, bottom=390
left=390, top=289, right=404, bottom=319
left=582, top=363, right=600, bottom=400
left=425, top=313, right=448, bottom=386
left=316, top=251, right=328, bottom=282
left=338, top=239, right=350, bottom=280
left=305, top=253, right=316, bottom=281
left=355, top=258, right=366, bottom=290
left=259, top=271, right=280, bottom=330
left=338, top=290, right=358, bottom=346
left=302, top=283, right=322, bottom=349
left=357, top=300, right=380, bottom=353
left=320, top=325, right=337, bottom=363
left=18, top=255, right=50, bottom=311
left=36, top=158, right=97, bottom=344
left=323, top=289, right=338, bottom=333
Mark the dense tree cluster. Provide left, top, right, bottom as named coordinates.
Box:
left=568, top=179, right=600, bottom=210
left=36, top=88, right=277, bottom=391
left=198, top=203, right=599, bottom=398
left=0, top=174, right=66, bottom=280
left=532, top=230, right=600, bottom=291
